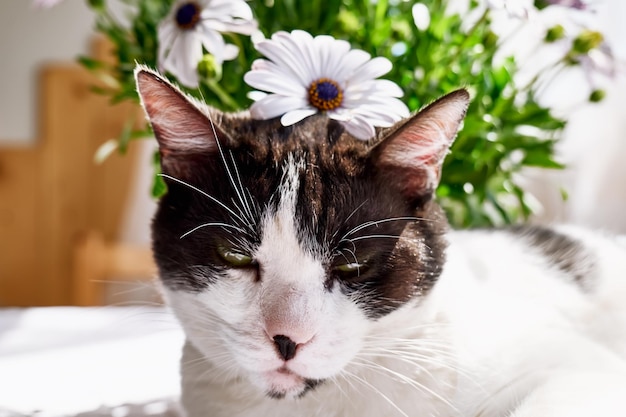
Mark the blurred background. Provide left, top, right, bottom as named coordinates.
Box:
left=0, top=0, right=625, bottom=308
left=0, top=1, right=161, bottom=307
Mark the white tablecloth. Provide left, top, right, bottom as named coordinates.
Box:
left=0, top=306, right=185, bottom=416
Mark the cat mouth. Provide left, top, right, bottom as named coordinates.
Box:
left=263, top=367, right=323, bottom=399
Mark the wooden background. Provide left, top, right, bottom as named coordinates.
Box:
left=0, top=40, right=145, bottom=306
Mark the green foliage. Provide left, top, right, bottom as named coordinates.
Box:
left=82, top=0, right=599, bottom=227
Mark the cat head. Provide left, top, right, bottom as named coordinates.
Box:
left=136, top=67, right=469, bottom=399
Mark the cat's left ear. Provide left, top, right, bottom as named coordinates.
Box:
left=372, top=89, right=470, bottom=204
left=134, top=66, right=228, bottom=179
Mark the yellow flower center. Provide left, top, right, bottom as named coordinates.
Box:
left=308, top=78, right=344, bottom=111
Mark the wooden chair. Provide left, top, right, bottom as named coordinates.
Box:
left=72, top=231, right=157, bottom=306
left=0, top=37, right=147, bottom=306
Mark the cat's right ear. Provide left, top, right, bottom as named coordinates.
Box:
left=371, top=89, right=470, bottom=206
left=135, top=66, right=225, bottom=179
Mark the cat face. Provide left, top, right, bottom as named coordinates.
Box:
left=135, top=67, right=468, bottom=398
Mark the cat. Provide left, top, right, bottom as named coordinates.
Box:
left=135, top=66, right=626, bottom=417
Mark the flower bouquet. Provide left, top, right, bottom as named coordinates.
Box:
left=48, top=0, right=619, bottom=227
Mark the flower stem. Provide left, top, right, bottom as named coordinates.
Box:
left=206, top=79, right=239, bottom=111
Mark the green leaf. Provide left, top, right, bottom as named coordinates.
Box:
left=77, top=56, right=104, bottom=70
left=522, top=151, right=565, bottom=169
left=152, top=173, right=168, bottom=198
left=151, top=150, right=167, bottom=198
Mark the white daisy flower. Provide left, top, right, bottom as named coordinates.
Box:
left=158, top=0, right=258, bottom=88
left=243, top=30, right=410, bottom=140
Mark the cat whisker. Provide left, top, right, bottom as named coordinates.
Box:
left=364, top=346, right=462, bottom=367
left=187, top=351, right=239, bottom=383
left=223, top=237, right=256, bottom=256
left=207, top=116, right=257, bottom=231
left=362, top=337, right=460, bottom=361
left=245, top=187, right=261, bottom=218
left=363, top=336, right=455, bottom=351
left=336, top=238, right=358, bottom=260
left=335, top=250, right=354, bottom=267
left=360, top=339, right=482, bottom=390
left=340, top=368, right=410, bottom=417
left=344, top=234, right=403, bottom=243
left=358, top=349, right=467, bottom=383
left=340, top=216, right=425, bottom=241
left=334, top=372, right=360, bottom=399
left=158, top=174, right=248, bottom=227
left=337, top=251, right=358, bottom=264
left=361, top=342, right=457, bottom=360
left=176, top=317, right=223, bottom=333
left=367, top=321, right=455, bottom=335
left=331, top=200, right=369, bottom=241
left=181, top=351, right=226, bottom=368
left=228, top=151, right=257, bottom=222
left=338, top=246, right=360, bottom=265
left=180, top=222, right=246, bottom=239
left=469, top=371, right=536, bottom=417
left=327, top=374, right=352, bottom=404
left=103, top=306, right=183, bottom=332
left=353, top=357, right=458, bottom=413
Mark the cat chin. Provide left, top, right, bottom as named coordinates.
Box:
left=256, top=368, right=324, bottom=399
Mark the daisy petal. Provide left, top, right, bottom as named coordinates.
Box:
left=162, top=32, right=197, bottom=87
left=247, top=90, right=267, bottom=101
left=222, top=44, right=240, bottom=61
left=334, top=49, right=371, bottom=82
left=350, top=57, right=393, bottom=83
left=200, top=27, right=227, bottom=63
left=281, top=109, right=318, bottom=126
left=246, top=59, right=312, bottom=93
left=340, top=116, right=376, bottom=140
left=203, top=18, right=258, bottom=35
left=289, top=30, right=320, bottom=78
left=359, top=98, right=410, bottom=119
left=158, top=26, right=177, bottom=71
left=199, top=25, right=241, bottom=64
left=351, top=107, right=401, bottom=126
left=180, top=32, right=203, bottom=86
left=256, top=34, right=313, bottom=85
left=314, top=35, right=349, bottom=77
left=205, top=0, right=253, bottom=20
left=244, top=70, right=307, bottom=96
left=345, top=79, right=405, bottom=98
left=250, top=95, right=310, bottom=119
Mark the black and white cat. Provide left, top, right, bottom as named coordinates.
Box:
left=135, top=66, right=626, bottom=417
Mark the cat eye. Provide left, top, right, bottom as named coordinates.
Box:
left=334, top=262, right=369, bottom=279
left=217, top=246, right=255, bottom=268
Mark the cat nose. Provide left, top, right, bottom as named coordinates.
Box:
left=273, top=334, right=297, bottom=361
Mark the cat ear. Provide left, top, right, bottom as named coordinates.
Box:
left=372, top=89, right=470, bottom=204
left=135, top=66, right=226, bottom=178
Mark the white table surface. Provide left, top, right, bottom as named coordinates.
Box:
left=0, top=306, right=184, bottom=416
